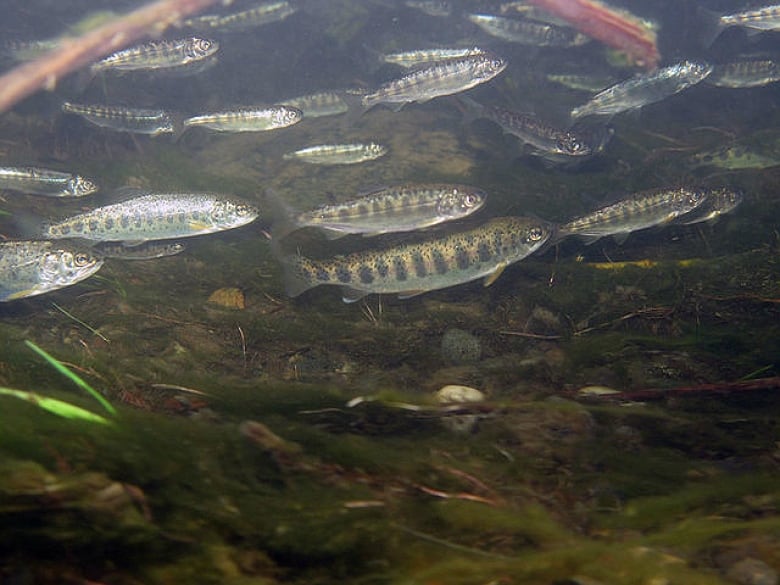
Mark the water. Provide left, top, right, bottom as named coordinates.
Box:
left=0, top=1, right=779, bottom=584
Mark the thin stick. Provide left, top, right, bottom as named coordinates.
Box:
left=0, top=0, right=221, bottom=113
left=51, top=302, right=110, bottom=343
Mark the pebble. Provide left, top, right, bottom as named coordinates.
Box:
left=435, top=384, right=485, bottom=404
left=207, top=287, right=245, bottom=309
left=440, top=328, right=481, bottom=365
left=726, top=558, right=778, bottom=585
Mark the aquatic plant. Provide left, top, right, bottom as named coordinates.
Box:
left=0, top=340, right=117, bottom=425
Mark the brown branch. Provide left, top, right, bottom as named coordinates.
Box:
left=0, top=0, right=221, bottom=113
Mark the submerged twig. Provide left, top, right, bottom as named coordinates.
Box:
left=0, top=0, right=221, bottom=113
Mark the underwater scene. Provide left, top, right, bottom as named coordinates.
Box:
left=1, top=0, right=779, bottom=583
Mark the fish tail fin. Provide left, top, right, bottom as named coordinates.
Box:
left=455, top=96, right=485, bottom=126
left=339, top=88, right=371, bottom=128
left=278, top=251, right=317, bottom=298
left=14, top=210, right=50, bottom=240
left=697, top=4, right=725, bottom=47
left=264, top=188, right=301, bottom=241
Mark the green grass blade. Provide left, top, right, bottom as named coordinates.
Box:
left=0, top=387, right=113, bottom=425
left=24, top=340, right=117, bottom=416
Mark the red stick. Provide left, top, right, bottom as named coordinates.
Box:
left=524, top=0, right=660, bottom=69
left=0, top=0, right=221, bottom=113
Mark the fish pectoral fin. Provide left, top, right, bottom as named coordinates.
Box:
left=396, top=289, right=426, bottom=300
left=5, top=288, right=37, bottom=301
left=483, top=263, right=508, bottom=287
left=188, top=219, right=212, bottom=231
left=321, top=228, right=348, bottom=240
left=341, top=287, right=369, bottom=303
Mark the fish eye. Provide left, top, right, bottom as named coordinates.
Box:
left=463, top=194, right=479, bottom=207
left=74, top=253, right=92, bottom=266
left=528, top=227, right=544, bottom=241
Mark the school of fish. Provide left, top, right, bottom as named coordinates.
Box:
left=2, top=0, right=769, bottom=303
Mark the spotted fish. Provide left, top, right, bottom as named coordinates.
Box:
left=62, top=102, right=176, bottom=135
left=0, top=166, right=98, bottom=197
left=183, top=105, right=302, bottom=132
left=361, top=51, right=507, bottom=112
left=0, top=240, right=103, bottom=302
left=90, top=37, right=219, bottom=75
left=282, top=143, right=387, bottom=165
left=279, top=216, right=553, bottom=302
left=41, top=190, right=259, bottom=243
left=269, top=183, right=487, bottom=240
left=558, top=187, right=709, bottom=244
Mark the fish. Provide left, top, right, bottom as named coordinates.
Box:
left=92, top=240, right=187, bottom=260
left=62, top=102, right=177, bottom=136
left=268, top=183, right=487, bottom=240
left=468, top=13, right=589, bottom=46
left=521, top=0, right=660, bottom=69
left=279, top=90, right=353, bottom=118
left=0, top=240, right=104, bottom=302
left=570, top=60, right=713, bottom=120
left=90, top=37, right=219, bottom=75
left=546, top=72, right=617, bottom=92
left=278, top=216, right=553, bottom=302
left=183, top=105, right=302, bottom=132
left=282, top=143, right=388, bottom=165
left=706, top=59, right=780, bottom=88
left=1, top=38, right=62, bottom=62
left=361, top=52, right=507, bottom=112
left=700, top=4, right=780, bottom=46
left=40, top=190, right=259, bottom=243
left=381, top=47, right=490, bottom=69
left=0, top=166, right=98, bottom=197
left=183, top=1, right=297, bottom=31
left=689, top=144, right=780, bottom=170
left=558, top=187, right=709, bottom=244
left=404, top=0, right=452, bottom=17
left=675, top=188, right=743, bottom=225
left=459, top=97, right=597, bottom=160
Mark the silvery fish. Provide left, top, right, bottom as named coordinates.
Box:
left=570, top=61, right=713, bottom=119
left=2, top=38, right=61, bottom=62
left=62, top=102, right=176, bottom=136
left=0, top=240, right=103, bottom=302
left=404, top=0, right=452, bottom=17
left=558, top=187, right=709, bottom=244
left=282, top=143, right=387, bottom=165
left=184, top=1, right=297, bottom=31
left=381, top=47, right=489, bottom=68
left=183, top=105, right=302, bottom=132
left=468, top=13, right=589, bottom=46
left=707, top=59, right=780, bottom=88
left=675, top=188, right=743, bottom=225
left=90, top=37, right=219, bottom=75
left=279, top=90, right=352, bottom=118
left=546, top=73, right=617, bottom=92
left=0, top=166, right=98, bottom=197
left=459, top=97, right=596, bottom=160
left=41, top=191, right=259, bottom=243
left=93, top=240, right=187, bottom=260
left=361, top=51, right=507, bottom=112
left=279, top=216, right=553, bottom=302
left=701, top=4, right=780, bottom=45
left=269, top=183, right=487, bottom=240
